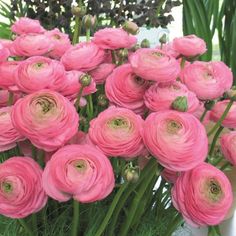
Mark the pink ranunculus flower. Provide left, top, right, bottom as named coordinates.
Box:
left=129, top=48, right=181, bottom=82
left=0, top=43, right=10, bottom=62
left=144, top=81, right=199, bottom=113
left=210, top=100, right=236, bottom=128
left=0, top=61, right=20, bottom=89
left=45, top=28, right=72, bottom=59
left=181, top=61, right=233, bottom=100
left=11, top=90, right=79, bottom=152
left=92, top=28, right=137, bottom=50
left=60, top=70, right=96, bottom=98
left=173, top=35, right=207, bottom=57
left=0, top=157, right=48, bottom=218
left=0, top=106, right=25, bottom=152
left=42, top=144, right=115, bottom=203
left=161, top=168, right=178, bottom=184
left=89, top=107, right=145, bottom=159
left=158, top=42, right=180, bottom=58
left=105, top=64, right=149, bottom=114
left=15, top=56, right=66, bottom=93
left=0, top=39, right=14, bottom=56
left=193, top=102, right=210, bottom=125
left=143, top=110, right=208, bottom=171
left=220, top=131, right=236, bottom=165
left=89, top=63, right=115, bottom=84
left=12, top=33, right=53, bottom=57
left=11, top=17, right=45, bottom=35
left=61, top=42, right=105, bottom=71
left=172, top=163, right=233, bottom=226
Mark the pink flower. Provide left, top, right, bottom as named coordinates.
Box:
left=0, top=61, right=20, bottom=89
left=0, top=107, right=24, bottom=152
left=158, top=42, right=180, bottom=58
left=45, top=28, right=71, bottom=59
left=0, top=90, right=21, bottom=107
left=11, top=90, right=79, bottom=152
left=181, top=61, right=233, bottom=100
left=12, top=33, right=53, bottom=57
left=105, top=64, right=149, bottom=114
left=161, top=168, right=178, bottom=183
left=144, top=81, right=199, bottom=113
left=92, top=28, right=137, bottom=50
left=15, top=56, right=66, bottom=93
left=210, top=100, right=236, bottom=128
left=0, top=39, right=14, bottom=55
left=89, top=63, right=115, bottom=84
left=11, top=17, right=45, bottom=35
left=173, top=35, right=207, bottom=57
left=129, top=48, right=180, bottom=82
left=143, top=110, right=208, bottom=171
left=42, top=144, right=115, bottom=203
left=0, top=43, right=10, bottom=62
left=220, top=132, right=236, bottom=165
left=172, top=163, right=233, bottom=226
left=60, top=70, right=96, bottom=99
left=61, top=42, right=105, bottom=71
left=89, top=107, right=145, bottom=159
left=0, top=157, right=47, bottom=218
left=192, top=102, right=210, bottom=125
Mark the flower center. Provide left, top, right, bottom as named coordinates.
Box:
left=33, top=62, right=45, bottom=70
left=134, top=76, right=145, bottom=86
left=108, top=118, right=128, bottom=129
left=166, top=120, right=182, bottom=134
left=152, top=52, right=164, bottom=59
left=74, top=160, right=87, bottom=173
left=53, top=34, right=61, bottom=40
left=1, top=181, right=13, bottom=193
left=207, top=179, right=223, bottom=202
left=36, top=97, right=55, bottom=114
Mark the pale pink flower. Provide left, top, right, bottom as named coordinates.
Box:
left=0, top=43, right=10, bottom=62
left=221, top=131, right=236, bottom=165
left=172, top=163, right=233, bottom=226
left=42, top=144, right=115, bottom=203
left=158, top=42, right=180, bottom=58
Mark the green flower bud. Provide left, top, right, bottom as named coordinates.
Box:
left=71, top=5, right=87, bottom=17
left=204, top=100, right=215, bottom=110
left=98, top=94, right=108, bottom=107
left=141, top=39, right=150, bottom=48
left=226, top=86, right=236, bottom=101
left=79, top=74, right=91, bottom=86
left=124, top=168, right=139, bottom=183
left=122, top=21, right=139, bottom=35
left=159, top=34, right=167, bottom=45
left=117, top=48, right=129, bottom=59
left=83, top=14, right=97, bottom=29
left=171, top=96, right=188, bottom=112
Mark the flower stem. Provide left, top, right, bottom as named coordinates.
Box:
left=220, top=162, right=232, bottom=171
left=180, top=58, right=186, bottom=69
left=209, top=126, right=224, bottom=157
left=200, top=108, right=208, bottom=122
left=75, top=86, right=84, bottom=111
left=208, top=100, right=234, bottom=137
left=38, top=149, right=45, bottom=168
left=31, top=214, right=38, bottom=236
left=72, top=16, right=80, bottom=45
left=7, top=91, right=14, bottom=106
left=18, top=219, right=34, bottom=236
left=71, top=200, right=80, bottom=236
left=31, top=144, right=37, bottom=161
left=86, top=28, right=90, bottom=42
left=165, top=213, right=184, bottom=236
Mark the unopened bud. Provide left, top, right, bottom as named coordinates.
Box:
left=141, top=39, right=150, bottom=48
left=204, top=100, right=215, bottom=110
left=79, top=116, right=87, bottom=126
left=124, top=168, right=139, bottom=183
left=122, top=21, right=139, bottom=35
left=159, top=34, right=167, bottom=45
left=130, top=44, right=140, bottom=52
left=98, top=94, right=108, bottom=107
left=79, top=74, right=91, bottom=86
left=171, top=96, right=188, bottom=112
left=71, top=5, right=87, bottom=17
left=227, top=87, right=236, bottom=101
left=117, top=48, right=129, bottom=58
left=83, top=14, right=97, bottom=29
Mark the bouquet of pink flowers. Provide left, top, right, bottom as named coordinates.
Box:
left=0, top=15, right=235, bottom=236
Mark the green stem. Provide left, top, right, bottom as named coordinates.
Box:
left=111, top=51, right=117, bottom=65
left=71, top=200, right=80, bottom=236
left=7, top=91, right=14, bottom=106
left=31, top=214, right=38, bottom=235
left=86, top=28, right=90, bottom=42
left=208, top=100, right=234, bottom=137
left=208, top=225, right=221, bottom=236
left=200, top=108, right=208, bottom=122
left=87, top=94, right=93, bottom=120
left=180, top=58, right=186, bottom=69
left=38, top=150, right=45, bottom=168
left=31, top=144, right=37, bottom=161
left=72, top=16, right=80, bottom=45
left=75, top=86, right=84, bottom=111
left=220, top=162, right=232, bottom=171
left=165, top=214, right=184, bottom=236
left=209, top=126, right=224, bottom=157
left=18, top=219, right=34, bottom=236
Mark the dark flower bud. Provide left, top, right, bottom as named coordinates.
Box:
left=141, top=39, right=150, bottom=48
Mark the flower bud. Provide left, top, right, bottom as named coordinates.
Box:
left=83, top=15, right=97, bottom=29
left=171, top=96, right=188, bottom=112
left=130, top=44, right=140, bottom=52
left=79, top=74, right=92, bottom=86
left=124, top=168, right=139, bottom=183
left=98, top=94, right=108, bottom=107
left=117, top=48, right=129, bottom=59
left=226, top=86, right=236, bottom=101
left=71, top=5, right=87, bottom=17
left=141, top=39, right=150, bottom=48
left=204, top=100, right=215, bottom=110
left=159, top=34, right=167, bottom=45
left=122, top=21, right=139, bottom=35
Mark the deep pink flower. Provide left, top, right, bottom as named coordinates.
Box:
left=143, top=110, right=208, bottom=171
left=105, top=64, right=149, bottom=114
left=181, top=61, right=233, bottom=100
left=61, top=42, right=105, bottom=71
left=11, top=17, right=45, bottom=35
left=15, top=56, right=66, bottom=93
left=0, top=106, right=24, bottom=152
left=42, top=144, right=115, bottom=203
left=89, top=107, right=145, bottom=159
left=172, top=163, right=233, bottom=226
left=144, top=81, right=199, bottom=113
left=129, top=48, right=180, bottom=82
left=45, top=28, right=72, bottom=59
left=92, top=28, right=137, bottom=50
left=12, top=33, right=53, bottom=57
left=11, top=90, right=79, bottom=152
left=0, top=43, right=10, bottom=62
left=161, top=168, right=178, bottom=184
left=173, top=35, right=207, bottom=57
left=210, top=100, right=236, bottom=128
left=89, top=63, right=115, bottom=84
left=0, top=157, right=47, bottom=218
left=220, top=131, right=236, bottom=166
